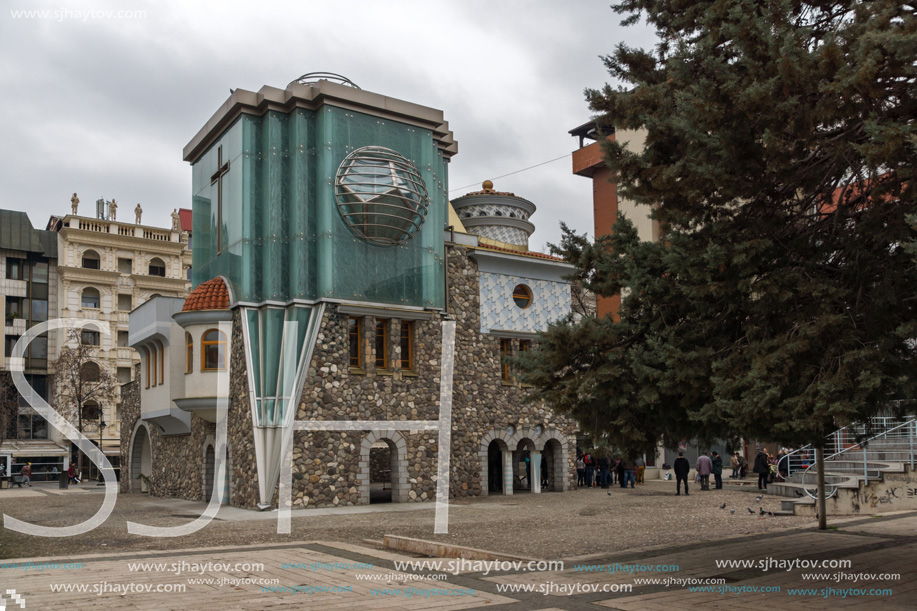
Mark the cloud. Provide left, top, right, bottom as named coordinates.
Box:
left=0, top=0, right=657, bottom=245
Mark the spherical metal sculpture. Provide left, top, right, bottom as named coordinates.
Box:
left=334, top=146, right=430, bottom=246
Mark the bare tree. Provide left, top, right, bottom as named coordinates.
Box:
left=0, top=370, right=18, bottom=448
left=53, top=327, right=116, bottom=474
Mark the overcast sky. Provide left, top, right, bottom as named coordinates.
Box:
left=0, top=0, right=657, bottom=251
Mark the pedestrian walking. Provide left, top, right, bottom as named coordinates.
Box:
left=711, top=451, right=723, bottom=489
left=584, top=452, right=595, bottom=488
left=738, top=453, right=748, bottom=479
left=730, top=452, right=739, bottom=479
left=635, top=456, right=646, bottom=485
left=575, top=455, right=585, bottom=487
left=696, top=451, right=712, bottom=491
left=753, top=448, right=770, bottom=491
left=674, top=451, right=690, bottom=496
left=20, top=463, right=32, bottom=487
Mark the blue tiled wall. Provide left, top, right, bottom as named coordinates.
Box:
left=479, top=272, right=571, bottom=334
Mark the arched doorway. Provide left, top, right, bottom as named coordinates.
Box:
left=542, top=438, right=565, bottom=492
left=513, top=439, right=536, bottom=492
left=369, top=440, right=393, bottom=504
left=359, top=431, right=408, bottom=504
left=487, top=440, right=504, bottom=493
left=203, top=445, right=215, bottom=502
left=130, top=425, right=152, bottom=493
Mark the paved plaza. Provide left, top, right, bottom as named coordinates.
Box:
left=1, top=482, right=914, bottom=609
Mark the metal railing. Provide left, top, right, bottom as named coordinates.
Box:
left=778, top=416, right=917, bottom=500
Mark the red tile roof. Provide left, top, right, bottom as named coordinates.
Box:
left=179, top=208, right=193, bottom=233
left=474, top=243, right=566, bottom=261
left=182, top=277, right=229, bottom=311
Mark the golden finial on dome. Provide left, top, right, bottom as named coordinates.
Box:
left=482, top=180, right=493, bottom=191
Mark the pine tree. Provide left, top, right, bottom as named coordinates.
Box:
left=520, top=1, right=917, bottom=526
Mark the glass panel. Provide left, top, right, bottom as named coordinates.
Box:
left=30, top=282, right=48, bottom=300
left=31, top=299, right=48, bottom=321
left=31, top=261, right=48, bottom=283
left=29, top=335, right=48, bottom=359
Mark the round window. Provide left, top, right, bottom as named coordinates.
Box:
left=513, top=284, right=532, bottom=309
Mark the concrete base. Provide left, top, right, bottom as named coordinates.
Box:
left=381, top=535, right=532, bottom=562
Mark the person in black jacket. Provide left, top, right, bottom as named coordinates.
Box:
left=753, top=448, right=770, bottom=491
left=673, top=451, right=691, bottom=496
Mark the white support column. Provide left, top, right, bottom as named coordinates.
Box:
left=502, top=450, right=513, bottom=495
left=531, top=451, right=542, bottom=494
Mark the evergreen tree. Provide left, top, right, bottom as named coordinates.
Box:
left=520, top=1, right=917, bottom=522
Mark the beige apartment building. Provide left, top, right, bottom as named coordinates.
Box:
left=46, top=205, right=191, bottom=476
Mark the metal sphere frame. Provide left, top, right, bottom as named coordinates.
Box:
left=288, top=72, right=361, bottom=89
left=334, top=146, right=430, bottom=246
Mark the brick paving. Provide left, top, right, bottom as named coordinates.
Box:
left=1, top=503, right=914, bottom=609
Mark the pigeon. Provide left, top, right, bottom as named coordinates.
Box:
left=607, top=491, right=612, bottom=496
left=747, top=507, right=755, bottom=514
left=767, top=511, right=774, bottom=516
left=720, top=503, right=727, bottom=509
left=759, top=507, right=766, bottom=515
left=730, top=508, right=736, bottom=514
left=795, top=490, right=803, bottom=497
left=755, top=495, right=763, bottom=503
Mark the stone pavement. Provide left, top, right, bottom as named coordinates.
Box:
left=2, top=510, right=914, bottom=610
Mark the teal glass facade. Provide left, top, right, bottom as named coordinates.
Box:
left=191, top=106, right=448, bottom=308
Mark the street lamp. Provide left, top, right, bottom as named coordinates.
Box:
left=96, top=419, right=107, bottom=486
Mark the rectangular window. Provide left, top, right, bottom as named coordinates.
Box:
left=30, top=299, right=48, bottom=322
left=118, top=258, right=132, bottom=274
left=117, top=294, right=132, bottom=311
left=5, top=297, right=23, bottom=321
left=81, top=330, right=100, bottom=346
left=144, top=349, right=150, bottom=389
left=117, top=367, right=132, bottom=384
left=149, top=263, right=166, bottom=277
left=400, top=322, right=413, bottom=371
left=185, top=333, right=193, bottom=373
left=31, top=261, right=48, bottom=284
left=5, top=258, right=24, bottom=280
left=4, top=335, right=19, bottom=357
left=518, top=339, right=531, bottom=354
left=500, top=338, right=511, bottom=381
left=29, top=334, right=48, bottom=359
left=348, top=317, right=362, bottom=368
left=117, top=331, right=129, bottom=347
left=375, top=320, right=388, bottom=369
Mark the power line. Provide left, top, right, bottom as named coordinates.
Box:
left=448, top=153, right=572, bottom=193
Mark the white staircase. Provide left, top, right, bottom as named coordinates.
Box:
left=771, top=416, right=916, bottom=515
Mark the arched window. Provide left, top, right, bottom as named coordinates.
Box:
left=185, top=332, right=193, bottom=373
left=81, top=250, right=100, bottom=270
left=142, top=347, right=150, bottom=389
left=150, top=344, right=157, bottom=386
left=512, top=284, right=532, bottom=309
left=148, top=258, right=166, bottom=277
left=81, top=287, right=101, bottom=309
left=82, top=401, right=100, bottom=421
left=81, top=361, right=100, bottom=382
left=201, top=329, right=227, bottom=371
left=155, top=340, right=165, bottom=383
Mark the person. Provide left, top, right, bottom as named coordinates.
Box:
left=171, top=208, right=181, bottom=231
left=738, top=452, right=748, bottom=479
left=674, top=451, right=690, bottom=496
left=134, top=203, right=143, bottom=224
left=20, top=463, right=32, bottom=487
left=711, top=451, right=723, bottom=489
left=68, top=463, right=79, bottom=485
left=730, top=452, right=740, bottom=479
left=575, top=455, right=585, bottom=487
left=635, top=456, right=646, bottom=485
left=753, top=447, right=770, bottom=491
left=622, top=457, right=636, bottom=488
left=71, top=192, right=79, bottom=215
left=583, top=452, right=594, bottom=488
left=616, top=458, right=626, bottom=488
left=597, top=455, right=610, bottom=489
left=696, top=451, right=713, bottom=491
left=109, top=198, right=118, bottom=221
left=541, top=454, right=549, bottom=488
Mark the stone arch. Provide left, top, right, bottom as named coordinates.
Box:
left=202, top=434, right=231, bottom=505
left=478, top=430, right=511, bottom=496
left=541, top=434, right=568, bottom=492
left=359, top=430, right=408, bottom=505
left=128, top=421, right=153, bottom=493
